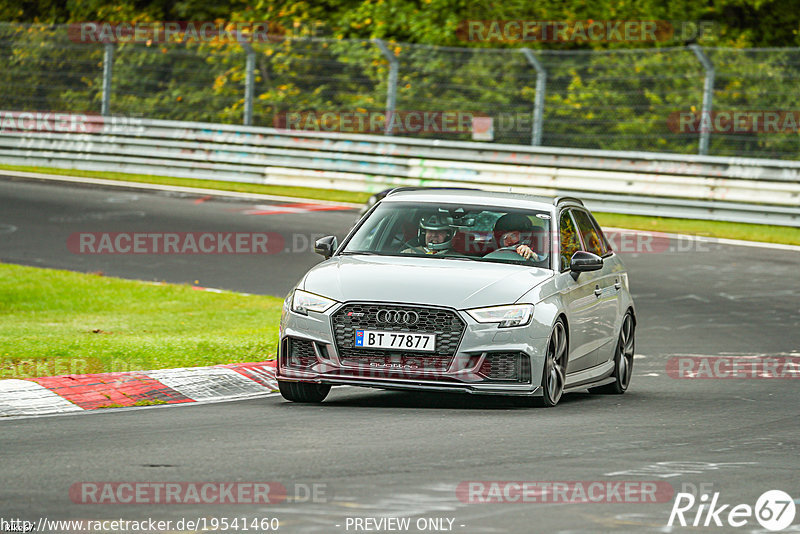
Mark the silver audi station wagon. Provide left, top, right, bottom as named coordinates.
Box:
left=277, top=189, right=636, bottom=407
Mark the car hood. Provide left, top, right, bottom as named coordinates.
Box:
left=301, top=255, right=553, bottom=309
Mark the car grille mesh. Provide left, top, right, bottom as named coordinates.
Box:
left=285, top=338, right=317, bottom=369
left=479, top=352, right=531, bottom=382
left=332, top=303, right=465, bottom=371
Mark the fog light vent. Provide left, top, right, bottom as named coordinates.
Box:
left=286, top=338, right=317, bottom=369
left=479, top=352, right=530, bottom=383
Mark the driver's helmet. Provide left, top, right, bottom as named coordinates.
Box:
left=418, top=213, right=455, bottom=252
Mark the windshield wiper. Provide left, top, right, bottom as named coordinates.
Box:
left=339, top=250, right=381, bottom=256
left=438, top=255, right=481, bottom=261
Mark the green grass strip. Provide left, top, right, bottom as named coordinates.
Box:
left=1, top=164, right=798, bottom=245
left=0, top=164, right=372, bottom=204
left=592, top=212, right=800, bottom=246
left=0, top=263, right=282, bottom=379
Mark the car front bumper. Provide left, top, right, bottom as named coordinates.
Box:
left=277, top=302, right=549, bottom=396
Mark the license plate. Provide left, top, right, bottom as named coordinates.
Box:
left=354, top=330, right=436, bottom=352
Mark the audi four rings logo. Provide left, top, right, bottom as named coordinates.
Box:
left=376, top=309, right=420, bottom=325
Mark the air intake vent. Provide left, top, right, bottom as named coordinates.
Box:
left=284, top=338, right=317, bottom=369
left=479, top=352, right=531, bottom=383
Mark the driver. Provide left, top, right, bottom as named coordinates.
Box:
left=483, top=213, right=546, bottom=262
left=402, top=213, right=457, bottom=255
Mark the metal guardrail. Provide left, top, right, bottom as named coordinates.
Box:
left=7, top=24, right=800, bottom=160
left=1, top=114, right=798, bottom=226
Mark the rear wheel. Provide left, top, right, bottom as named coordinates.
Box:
left=537, top=318, right=568, bottom=407
left=590, top=312, right=635, bottom=395
left=278, top=381, right=331, bottom=403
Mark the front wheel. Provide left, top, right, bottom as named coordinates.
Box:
left=536, top=318, right=568, bottom=407
left=590, top=312, right=635, bottom=395
left=278, top=381, right=331, bottom=403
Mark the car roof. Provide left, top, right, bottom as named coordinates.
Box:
left=380, top=188, right=583, bottom=211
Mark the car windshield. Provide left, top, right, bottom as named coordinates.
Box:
left=342, top=201, right=552, bottom=268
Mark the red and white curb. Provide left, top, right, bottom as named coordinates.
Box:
left=242, top=202, right=354, bottom=216
left=0, top=361, right=277, bottom=418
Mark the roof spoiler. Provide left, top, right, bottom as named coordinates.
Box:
left=554, top=196, right=585, bottom=206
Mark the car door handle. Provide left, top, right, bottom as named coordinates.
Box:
left=594, top=286, right=602, bottom=297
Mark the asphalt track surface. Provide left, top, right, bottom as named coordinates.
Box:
left=1, top=175, right=800, bottom=533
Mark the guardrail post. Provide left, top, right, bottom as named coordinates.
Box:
left=234, top=30, right=256, bottom=126
left=689, top=44, right=715, bottom=156
left=521, top=48, right=546, bottom=146
left=101, top=43, right=114, bottom=116
left=373, top=38, right=399, bottom=135
left=244, top=49, right=255, bottom=126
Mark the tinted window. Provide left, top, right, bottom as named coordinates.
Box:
left=572, top=210, right=607, bottom=257
left=559, top=210, right=581, bottom=271
left=587, top=212, right=612, bottom=254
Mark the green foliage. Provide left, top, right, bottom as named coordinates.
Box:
left=2, top=0, right=800, bottom=158
left=0, top=25, right=104, bottom=113
left=5, top=0, right=800, bottom=48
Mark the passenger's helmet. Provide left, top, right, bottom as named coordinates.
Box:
left=493, top=213, right=533, bottom=248
left=418, top=214, right=455, bottom=251
left=493, top=213, right=533, bottom=233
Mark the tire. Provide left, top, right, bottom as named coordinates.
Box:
left=535, top=318, right=568, bottom=407
left=278, top=380, right=331, bottom=403
left=590, top=312, right=635, bottom=395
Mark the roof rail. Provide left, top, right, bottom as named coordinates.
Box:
left=554, top=196, right=584, bottom=206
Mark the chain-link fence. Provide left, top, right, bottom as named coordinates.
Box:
left=2, top=23, right=800, bottom=159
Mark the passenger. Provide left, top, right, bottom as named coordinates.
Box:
left=483, top=213, right=546, bottom=262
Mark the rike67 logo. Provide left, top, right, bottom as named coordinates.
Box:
left=668, top=490, right=796, bottom=531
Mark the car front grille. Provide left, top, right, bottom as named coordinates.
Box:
left=479, top=352, right=531, bottom=383
left=332, top=303, right=466, bottom=371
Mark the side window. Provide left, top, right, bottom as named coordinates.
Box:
left=587, top=212, right=612, bottom=255
left=572, top=210, right=606, bottom=257
left=559, top=210, right=581, bottom=271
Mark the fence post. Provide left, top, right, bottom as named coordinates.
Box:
left=234, top=30, right=256, bottom=126
left=521, top=48, right=546, bottom=146
left=101, top=43, right=114, bottom=116
left=373, top=38, right=398, bottom=135
left=689, top=44, right=714, bottom=156
left=244, top=49, right=255, bottom=126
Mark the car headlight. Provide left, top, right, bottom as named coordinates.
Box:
left=466, top=304, right=533, bottom=328
left=291, top=290, right=337, bottom=315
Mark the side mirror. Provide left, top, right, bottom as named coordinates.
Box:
left=570, top=250, right=603, bottom=279
left=314, top=236, right=338, bottom=259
